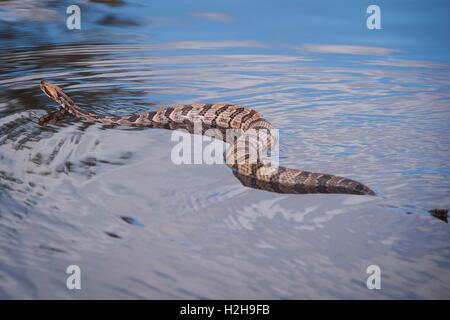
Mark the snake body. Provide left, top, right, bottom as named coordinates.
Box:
left=40, top=80, right=375, bottom=196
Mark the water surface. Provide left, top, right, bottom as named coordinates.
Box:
left=0, top=0, right=449, bottom=299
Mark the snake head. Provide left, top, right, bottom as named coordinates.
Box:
left=40, top=80, right=59, bottom=100
left=40, top=80, right=74, bottom=106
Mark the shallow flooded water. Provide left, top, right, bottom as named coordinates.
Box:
left=0, top=0, right=449, bottom=299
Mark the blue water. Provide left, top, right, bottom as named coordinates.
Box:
left=0, top=0, right=449, bottom=299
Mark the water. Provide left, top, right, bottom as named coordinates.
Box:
left=0, top=0, right=449, bottom=299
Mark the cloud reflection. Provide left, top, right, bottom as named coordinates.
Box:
left=298, top=44, right=399, bottom=56
left=192, top=12, right=233, bottom=23
left=363, top=59, right=448, bottom=69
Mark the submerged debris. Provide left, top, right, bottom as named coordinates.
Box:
left=429, top=208, right=449, bottom=223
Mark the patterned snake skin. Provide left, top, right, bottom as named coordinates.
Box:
left=40, top=80, right=375, bottom=196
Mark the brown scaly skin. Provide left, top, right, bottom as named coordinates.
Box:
left=40, top=80, right=375, bottom=196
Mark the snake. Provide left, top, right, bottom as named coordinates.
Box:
left=39, top=80, right=377, bottom=196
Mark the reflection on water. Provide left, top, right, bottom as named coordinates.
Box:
left=0, top=0, right=450, bottom=299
